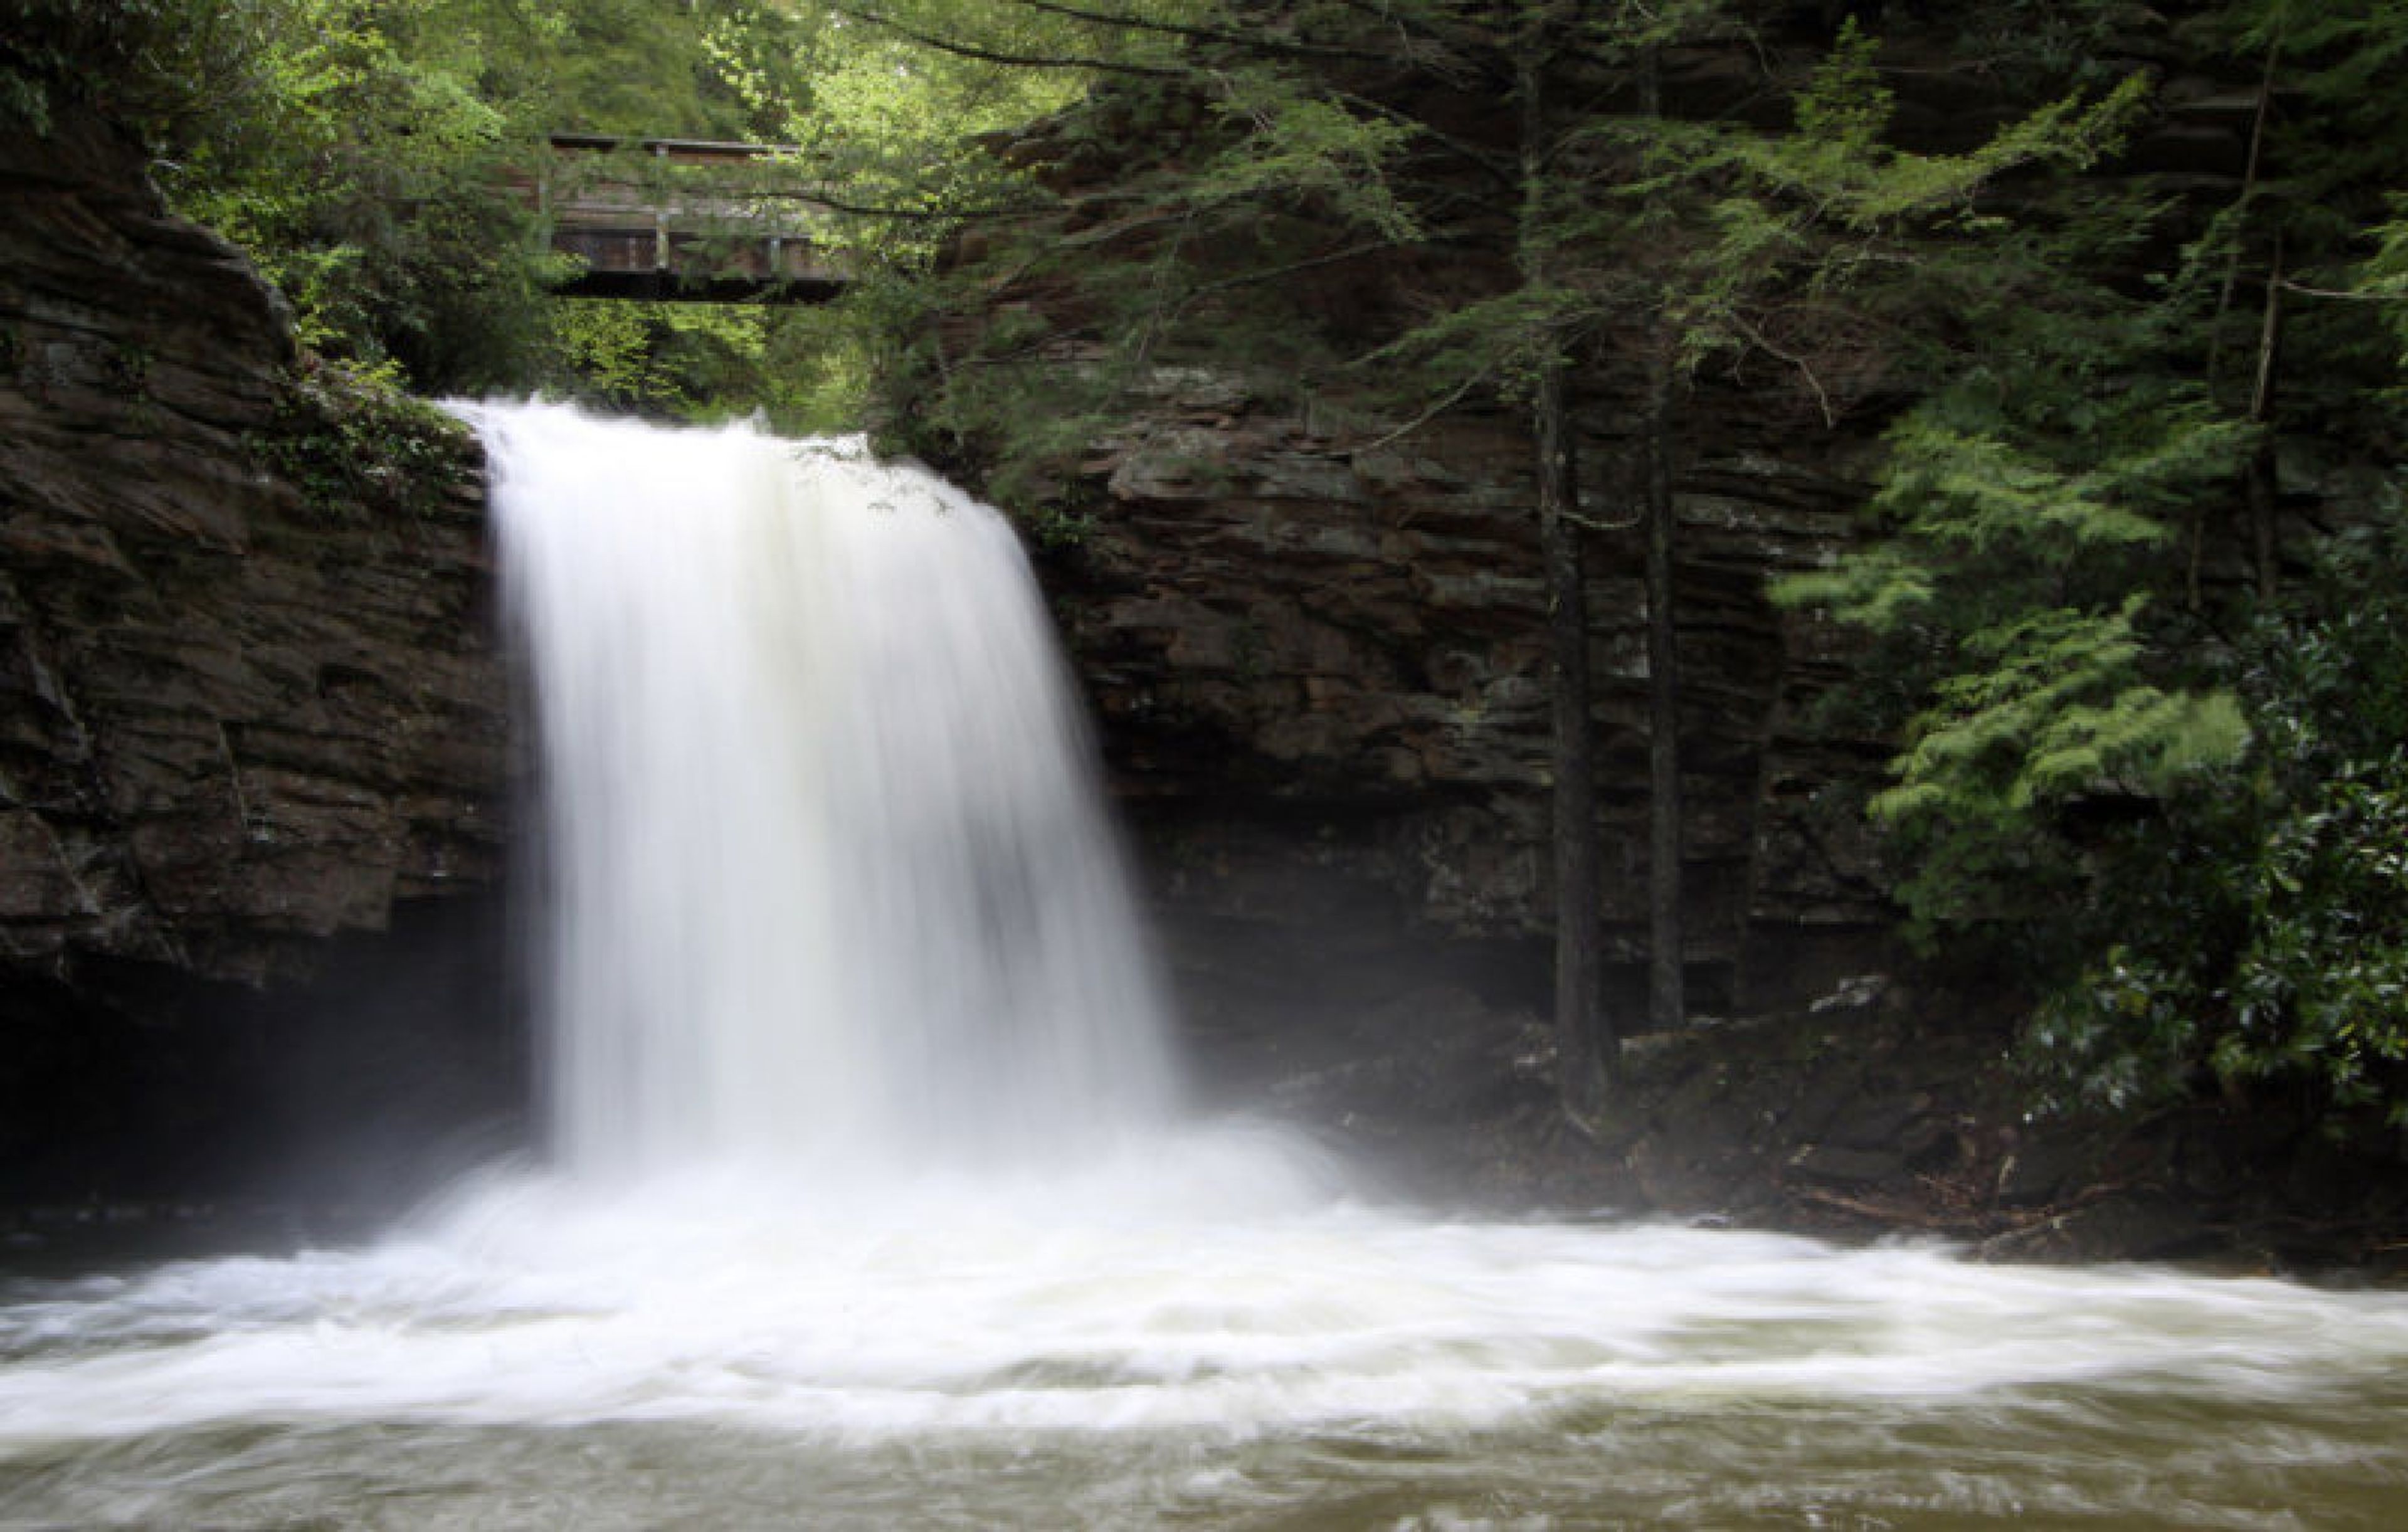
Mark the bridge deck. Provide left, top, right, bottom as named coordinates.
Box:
left=520, top=135, right=849, bottom=302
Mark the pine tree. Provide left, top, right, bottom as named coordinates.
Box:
left=1778, top=0, right=2408, bottom=1127
left=861, top=1, right=2138, bottom=1123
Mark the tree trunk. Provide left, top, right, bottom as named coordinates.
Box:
left=2248, top=237, right=2286, bottom=603
left=1642, top=324, right=1685, bottom=1032
left=1626, top=40, right=1684, bottom=1035
left=2196, top=31, right=2279, bottom=612
left=1518, top=27, right=1606, bottom=1121
left=1536, top=350, right=1605, bottom=1117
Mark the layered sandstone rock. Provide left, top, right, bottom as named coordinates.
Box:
left=1038, top=372, right=1896, bottom=1016
left=0, top=105, right=509, bottom=988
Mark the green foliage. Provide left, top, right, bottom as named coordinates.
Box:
left=251, top=354, right=478, bottom=519
left=1774, top=142, right=2283, bottom=929
left=1711, top=0, right=2408, bottom=1143
left=1939, top=1, right=2161, bottom=93
left=2212, top=0, right=2408, bottom=156
left=9, top=0, right=845, bottom=398
left=3, top=0, right=279, bottom=139
left=1196, top=75, right=1418, bottom=242
left=2370, top=202, right=2408, bottom=370
left=1790, top=20, right=1891, bottom=156
left=730, top=1, right=1160, bottom=267
left=531, top=298, right=872, bottom=432
left=860, top=83, right=1420, bottom=499
left=2023, top=519, right=2408, bottom=1119
left=7, top=0, right=551, bottom=389
left=1777, top=0, right=2408, bottom=1130
left=897, top=1, right=2150, bottom=506
left=542, top=302, right=729, bottom=416
left=1877, top=600, right=2246, bottom=820
left=2216, top=759, right=2408, bottom=1107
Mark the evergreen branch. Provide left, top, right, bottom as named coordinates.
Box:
left=1150, top=239, right=1408, bottom=343
left=1055, top=204, right=1208, bottom=248
left=997, top=0, right=1396, bottom=65
left=1334, top=90, right=1514, bottom=187
left=1130, top=209, right=1195, bottom=370
left=830, top=5, right=1186, bottom=77
left=1319, top=0, right=1497, bottom=74
left=1338, top=363, right=1494, bottom=455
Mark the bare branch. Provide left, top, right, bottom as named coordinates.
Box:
left=1724, top=310, right=1837, bottom=426
left=1338, top=364, right=1493, bottom=454
left=1176, top=239, right=1400, bottom=300
left=2276, top=278, right=2391, bottom=302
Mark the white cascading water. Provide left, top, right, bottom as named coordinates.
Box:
left=485, top=403, right=1176, bottom=1183
left=5, top=402, right=2408, bottom=1527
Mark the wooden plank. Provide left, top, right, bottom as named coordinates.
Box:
left=515, top=134, right=852, bottom=302
left=546, top=132, right=808, bottom=164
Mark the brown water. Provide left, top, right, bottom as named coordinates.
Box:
left=6, top=1364, right=2405, bottom=1527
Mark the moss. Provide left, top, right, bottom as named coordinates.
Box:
left=249, top=356, right=477, bottom=523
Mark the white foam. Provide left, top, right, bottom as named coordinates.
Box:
left=6, top=1173, right=2407, bottom=1445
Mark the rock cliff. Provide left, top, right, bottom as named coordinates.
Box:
left=1038, top=364, right=1896, bottom=1022
left=0, top=105, right=508, bottom=984
left=0, top=104, right=514, bottom=1203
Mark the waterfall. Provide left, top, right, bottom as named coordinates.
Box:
left=468, top=402, right=1177, bottom=1185
left=8, top=404, right=2408, bottom=1525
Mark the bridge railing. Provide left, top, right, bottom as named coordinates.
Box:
left=510, top=134, right=851, bottom=302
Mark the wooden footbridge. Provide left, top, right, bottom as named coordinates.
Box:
left=520, top=134, right=849, bottom=302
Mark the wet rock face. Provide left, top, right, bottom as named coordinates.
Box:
left=0, top=106, right=510, bottom=986
left=1038, top=378, right=1898, bottom=1013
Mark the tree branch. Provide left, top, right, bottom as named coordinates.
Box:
left=831, top=5, right=1186, bottom=77
left=748, top=188, right=1049, bottom=221
left=998, top=0, right=1396, bottom=65
left=1337, top=362, right=1492, bottom=455
left=1336, top=90, right=1515, bottom=188
left=1725, top=310, right=1837, bottom=426
left=1176, top=238, right=1400, bottom=301
left=2276, top=278, right=2390, bottom=302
